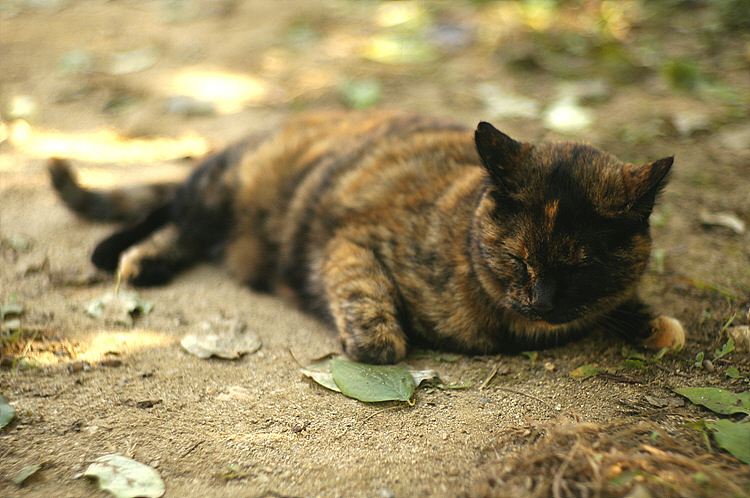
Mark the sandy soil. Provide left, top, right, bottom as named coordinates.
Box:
left=1, top=2, right=749, bottom=497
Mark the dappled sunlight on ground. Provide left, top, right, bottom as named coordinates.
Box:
left=166, top=68, right=272, bottom=114
left=5, top=120, right=208, bottom=164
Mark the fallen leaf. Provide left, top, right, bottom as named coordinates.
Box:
left=673, top=387, right=750, bottom=415
left=0, top=394, right=15, bottom=429
left=106, top=47, right=160, bottom=76
left=85, top=290, right=152, bottom=327
left=301, top=356, right=439, bottom=395
left=570, top=364, right=602, bottom=380
left=330, top=358, right=415, bottom=403
left=80, top=454, right=165, bottom=498
left=726, top=367, right=742, bottom=379
left=300, top=358, right=342, bottom=392
left=13, top=464, right=42, bottom=485
left=180, top=318, right=261, bottom=359
left=705, top=420, right=750, bottom=464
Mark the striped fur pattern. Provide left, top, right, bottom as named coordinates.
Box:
left=49, top=111, right=685, bottom=363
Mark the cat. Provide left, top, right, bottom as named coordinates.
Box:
left=49, top=111, right=685, bottom=364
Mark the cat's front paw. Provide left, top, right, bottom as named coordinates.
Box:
left=643, top=316, right=685, bottom=350
left=341, top=331, right=408, bottom=365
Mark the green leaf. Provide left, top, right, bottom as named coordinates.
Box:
left=300, top=358, right=342, bottom=392
left=714, top=339, right=735, bottom=359
left=329, top=358, right=415, bottom=403
left=625, top=359, right=646, bottom=370
left=570, top=365, right=602, bottom=380
left=726, top=367, right=741, bottom=379
left=13, top=464, right=42, bottom=485
left=301, top=357, right=438, bottom=395
left=694, top=351, right=705, bottom=368
left=705, top=420, right=750, bottom=464
left=0, top=394, right=15, bottom=429
left=673, top=387, right=750, bottom=415
left=81, top=454, right=165, bottom=498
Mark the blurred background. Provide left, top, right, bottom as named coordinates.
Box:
left=1, top=0, right=748, bottom=160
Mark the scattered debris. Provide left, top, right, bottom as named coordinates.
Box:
left=699, top=211, right=746, bottom=234
left=727, top=326, right=750, bottom=352
left=476, top=83, right=541, bottom=120
left=105, top=47, right=160, bottom=76
left=644, top=395, right=684, bottom=408
left=542, top=97, right=594, bottom=134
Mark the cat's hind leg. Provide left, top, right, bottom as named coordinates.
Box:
left=321, top=237, right=409, bottom=364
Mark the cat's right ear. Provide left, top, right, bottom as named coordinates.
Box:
left=474, top=122, right=526, bottom=184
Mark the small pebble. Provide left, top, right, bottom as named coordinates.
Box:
left=702, top=359, right=715, bottom=372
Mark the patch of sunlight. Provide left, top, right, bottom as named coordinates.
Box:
left=76, top=329, right=174, bottom=363
left=167, top=69, right=270, bottom=114
left=516, top=0, right=556, bottom=32
left=17, top=329, right=174, bottom=367
left=374, top=1, right=427, bottom=29
left=6, top=120, right=208, bottom=163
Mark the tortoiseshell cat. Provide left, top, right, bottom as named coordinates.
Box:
left=49, top=111, right=685, bottom=363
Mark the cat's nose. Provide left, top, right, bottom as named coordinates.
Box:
left=530, top=279, right=556, bottom=315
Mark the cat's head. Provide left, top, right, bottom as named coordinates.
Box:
left=472, top=122, right=672, bottom=327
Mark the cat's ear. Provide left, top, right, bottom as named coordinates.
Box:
left=474, top=122, right=526, bottom=183
left=622, top=157, right=673, bottom=215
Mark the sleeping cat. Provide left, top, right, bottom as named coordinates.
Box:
left=49, top=111, right=685, bottom=364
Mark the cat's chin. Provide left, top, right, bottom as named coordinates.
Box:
left=505, top=308, right=579, bottom=334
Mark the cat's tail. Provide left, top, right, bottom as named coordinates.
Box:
left=47, top=158, right=180, bottom=222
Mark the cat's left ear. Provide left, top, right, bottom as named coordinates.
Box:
left=622, top=157, right=673, bottom=215
left=474, top=122, right=527, bottom=184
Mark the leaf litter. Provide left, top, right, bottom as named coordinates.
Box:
left=180, top=317, right=261, bottom=360
left=85, top=290, right=152, bottom=327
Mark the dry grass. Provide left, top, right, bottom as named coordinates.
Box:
left=472, top=416, right=750, bottom=498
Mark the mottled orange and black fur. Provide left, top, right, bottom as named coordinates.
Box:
left=49, top=111, right=685, bottom=363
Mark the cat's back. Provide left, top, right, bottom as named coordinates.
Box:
left=234, top=111, right=479, bottom=229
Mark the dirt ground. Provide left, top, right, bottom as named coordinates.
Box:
left=1, top=1, right=749, bottom=497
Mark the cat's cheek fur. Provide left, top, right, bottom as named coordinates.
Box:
left=642, top=316, right=686, bottom=350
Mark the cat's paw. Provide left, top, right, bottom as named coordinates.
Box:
left=643, top=316, right=685, bottom=350
left=340, top=331, right=408, bottom=365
